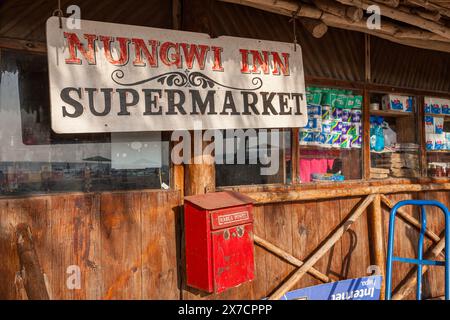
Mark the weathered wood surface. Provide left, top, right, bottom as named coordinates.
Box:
left=1, top=190, right=448, bottom=300
left=0, top=190, right=180, bottom=300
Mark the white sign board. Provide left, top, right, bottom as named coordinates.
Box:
left=46, top=17, right=307, bottom=133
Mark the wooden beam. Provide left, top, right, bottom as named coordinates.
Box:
left=335, top=0, right=450, bottom=40
left=268, top=194, right=375, bottom=300
left=244, top=182, right=450, bottom=204
left=313, top=0, right=364, bottom=22
left=15, top=224, right=50, bottom=300
left=368, top=194, right=386, bottom=299
left=300, top=17, right=328, bottom=38
left=0, top=37, right=46, bottom=54
left=219, top=0, right=450, bottom=54
left=404, top=0, right=450, bottom=18
left=373, top=0, right=400, bottom=7
left=254, top=235, right=335, bottom=283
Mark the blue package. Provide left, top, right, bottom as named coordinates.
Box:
left=431, top=104, right=441, bottom=114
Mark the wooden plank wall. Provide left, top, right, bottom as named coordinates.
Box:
left=0, top=190, right=448, bottom=300
left=0, top=190, right=181, bottom=300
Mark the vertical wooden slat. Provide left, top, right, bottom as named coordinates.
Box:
left=263, top=203, right=294, bottom=296
left=141, top=191, right=180, bottom=299
left=100, top=192, right=142, bottom=300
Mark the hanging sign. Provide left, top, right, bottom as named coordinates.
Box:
left=278, top=275, right=382, bottom=300
left=46, top=17, right=307, bottom=133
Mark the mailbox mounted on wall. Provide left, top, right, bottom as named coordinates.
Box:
left=184, top=191, right=255, bottom=294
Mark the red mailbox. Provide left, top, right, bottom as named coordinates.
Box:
left=184, top=191, right=255, bottom=293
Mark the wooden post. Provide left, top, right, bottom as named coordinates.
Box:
left=15, top=224, right=50, bottom=300
left=182, top=0, right=216, bottom=197
left=368, top=194, right=386, bottom=299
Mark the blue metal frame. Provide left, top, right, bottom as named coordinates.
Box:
left=385, top=200, right=450, bottom=300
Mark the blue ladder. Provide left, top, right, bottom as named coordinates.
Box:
left=385, top=200, right=450, bottom=300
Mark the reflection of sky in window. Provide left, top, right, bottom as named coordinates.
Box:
left=0, top=69, right=164, bottom=168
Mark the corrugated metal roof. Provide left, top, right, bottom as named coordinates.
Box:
left=371, top=36, right=450, bottom=92
left=1, top=0, right=449, bottom=92
left=209, top=1, right=365, bottom=82
left=0, top=0, right=172, bottom=42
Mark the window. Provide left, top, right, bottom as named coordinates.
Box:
left=369, top=92, right=420, bottom=179
left=297, top=86, right=363, bottom=183
left=215, top=129, right=291, bottom=187
left=424, top=96, right=450, bottom=178
left=0, top=49, right=170, bottom=195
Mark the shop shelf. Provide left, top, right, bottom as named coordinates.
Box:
left=370, top=110, right=414, bottom=118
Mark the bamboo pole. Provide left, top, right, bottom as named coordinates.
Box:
left=391, top=232, right=446, bottom=300
left=254, top=234, right=335, bottom=283
left=245, top=182, right=450, bottom=204
left=373, top=0, right=400, bottom=7
left=404, top=0, right=450, bottom=18
left=219, top=0, right=450, bottom=54
left=335, top=0, right=450, bottom=40
left=313, top=0, right=364, bottom=22
left=268, top=194, right=375, bottom=300
left=300, top=17, right=328, bottom=38
left=368, top=194, right=386, bottom=300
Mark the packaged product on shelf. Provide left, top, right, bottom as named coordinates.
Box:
left=425, top=116, right=435, bottom=133
left=435, top=134, right=446, bottom=150
left=307, top=104, right=322, bottom=116
left=305, top=116, right=322, bottom=131
left=424, top=99, right=432, bottom=114
left=382, top=94, right=409, bottom=111
left=321, top=91, right=337, bottom=107
left=446, top=133, right=450, bottom=150
left=341, top=108, right=352, bottom=122
left=351, top=109, right=362, bottom=123
left=350, top=135, right=362, bottom=148
left=426, top=133, right=445, bottom=150
left=332, top=106, right=343, bottom=120
left=435, top=117, right=444, bottom=134
left=354, top=96, right=363, bottom=109
left=443, top=103, right=450, bottom=115
left=322, top=120, right=332, bottom=134
left=340, top=135, right=351, bottom=149
left=341, top=122, right=351, bottom=135
left=347, top=123, right=361, bottom=136
left=426, top=135, right=434, bottom=150
left=314, top=132, right=326, bottom=145
left=345, top=96, right=355, bottom=109
left=331, top=133, right=342, bottom=148
left=323, top=134, right=334, bottom=147
left=431, top=103, right=441, bottom=114
left=335, top=94, right=348, bottom=109
left=306, top=87, right=322, bottom=105
left=321, top=105, right=332, bottom=120
left=405, top=97, right=413, bottom=112
left=330, top=119, right=342, bottom=133
left=299, top=131, right=314, bottom=145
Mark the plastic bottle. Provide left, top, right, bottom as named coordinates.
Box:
left=369, top=116, right=376, bottom=150
left=374, top=116, right=385, bottom=152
